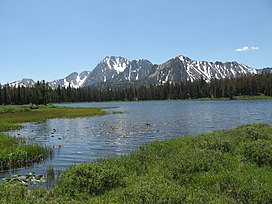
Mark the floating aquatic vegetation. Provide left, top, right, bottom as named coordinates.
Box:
left=145, top=121, right=152, bottom=127
left=2, top=172, right=45, bottom=186
left=111, top=111, right=124, bottom=114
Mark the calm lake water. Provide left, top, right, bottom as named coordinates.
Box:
left=1, top=100, right=272, bottom=186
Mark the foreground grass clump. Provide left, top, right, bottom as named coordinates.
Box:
left=0, top=105, right=105, bottom=172
left=58, top=160, right=124, bottom=196
left=0, top=137, right=52, bottom=171
left=1, top=123, right=272, bottom=203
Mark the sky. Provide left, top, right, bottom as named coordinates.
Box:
left=0, top=0, right=271, bottom=84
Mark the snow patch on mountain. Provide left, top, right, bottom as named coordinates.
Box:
left=7, top=55, right=268, bottom=88
left=113, top=59, right=154, bottom=83
left=83, top=56, right=130, bottom=86
left=8, top=79, right=35, bottom=88
left=102, top=56, right=128, bottom=73
left=177, top=55, right=257, bottom=82
left=147, top=55, right=258, bottom=85
left=48, top=71, right=90, bottom=88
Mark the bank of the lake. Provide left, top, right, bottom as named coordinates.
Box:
left=192, top=94, right=272, bottom=101
left=1, top=123, right=272, bottom=203
left=0, top=105, right=105, bottom=171
left=4, top=100, right=271, bottom=183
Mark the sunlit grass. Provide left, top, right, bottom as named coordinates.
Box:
left=0, top=144, right=52, bottom=171
left=0, top=105, right=31, bottom=114
left=0, top=105, right=105, bottom=125
left=194, top=94, right=272, bottom=101
left=1, top=123, right=272, bottom=203
left=233, top=94, right=272, bottom=100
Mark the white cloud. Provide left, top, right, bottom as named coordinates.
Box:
left=235, top=46, right=249, bottom=52
left=235, top=46, right=260, bottom=52
left=251, top=46, right=259, bottom=50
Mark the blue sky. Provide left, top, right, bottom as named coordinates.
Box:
left=0, top=0, right=271, bottom=84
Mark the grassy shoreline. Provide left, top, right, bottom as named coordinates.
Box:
left=187, top=94, right=272, bottom=101
left=49, top=94, right=272, bottom=105
left=0, top=123, right=271, bottom=203
left=0, top=105, right=105, bottom=172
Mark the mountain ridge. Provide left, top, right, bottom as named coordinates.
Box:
left=6, top=55, right=269, bottom=88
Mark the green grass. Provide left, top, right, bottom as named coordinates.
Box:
left=0, top=123, right=272, bottom=203
left=194, top=94, right=272, bottom=101
left=184, top=94, right=272, bottom=101
left=0, top=105, right=105, bottom=125
left=233, top=94, right=272, bottom=100
left=0, top=132, right=52, bottom=171
left=0, top=105, right=32, bottom=114
left=0, top=142, right=52, bottom=171
left=0, top=105, right=105, bottom=172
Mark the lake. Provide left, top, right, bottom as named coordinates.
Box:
left=1, top=100, right=272, bottom=186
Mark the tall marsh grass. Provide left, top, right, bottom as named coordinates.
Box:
left=0, top=144, right=52, bottom=171
left=0, top=111, right=271, bottom=203
left=0, top=105, right=105, bottom=172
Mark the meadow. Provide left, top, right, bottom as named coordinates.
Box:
left=0, top=123, right=271, bottom=203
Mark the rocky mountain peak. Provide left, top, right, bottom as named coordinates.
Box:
left=7, top=55, right=269, bottom=89
left=8, top=78, right=35, bottom=88
left=100, top=56, right=129, bottom=73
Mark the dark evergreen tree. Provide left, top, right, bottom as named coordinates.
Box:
left=30, top=80, right=49, bottom=105
left=1, top=73, right=272, bottom=105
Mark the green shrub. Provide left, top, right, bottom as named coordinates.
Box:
left=242, top=140, right=272, bottom=166
left=167, top=149, right=234, bottom=181
left=193, top=133, right=237, bottom=153
left=117, top=175, right=186, bottom=204
left=58, top=160, right=124, bottom=196
left=219, top=165, right=272, bottom=203
left=0, top=183, right=27, bottom=201
left=234, top=123, right=270, bottom=141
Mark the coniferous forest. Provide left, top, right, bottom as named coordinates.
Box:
left=0, top=73, right=271, bottom=105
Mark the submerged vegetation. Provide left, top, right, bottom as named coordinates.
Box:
left=0, top=123, right=271, bottom=203
left=0, top=105, right=105, bottom=172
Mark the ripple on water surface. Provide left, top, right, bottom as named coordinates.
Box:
left=2, top=100, right=272, bottom=186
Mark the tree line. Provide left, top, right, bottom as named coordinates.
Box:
left=0, top=73, right=271, bottom=105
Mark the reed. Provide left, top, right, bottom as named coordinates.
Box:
left=0, top=140, right=52, bottom=171
left=0, top=105, right=105, bottom=172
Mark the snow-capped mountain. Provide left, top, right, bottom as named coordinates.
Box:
left=7, top=55, right=268, bottom=88
left=48, top=71, right=90, bottom=88
left=260, top=67, right=272, bottom=73
left=82, top=56, right=130, bottom=86
left=8, top=78, right=35, bottom=88
left=146, top=55, right=257, bottom=84
left=114, top=59, right=154, bottom=82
